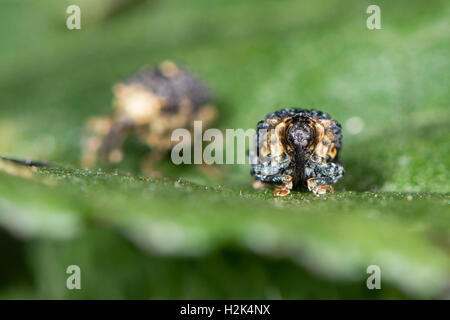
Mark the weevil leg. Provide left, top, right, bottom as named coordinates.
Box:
left=141, top=149, right=166, bottom=178
left=273, top=176, right=293, bottom=197
left=99, top=117, right=134, bottom=164
left=273, top=188, right=291, bottom=197
left=82, top=116, right=114, bottom=168
left=307, top=177, right=334, bottom=195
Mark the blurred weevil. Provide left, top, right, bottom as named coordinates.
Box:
left=82, top=61, right=216, bottom=175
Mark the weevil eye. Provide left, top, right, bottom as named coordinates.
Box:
left=287, top=119, right=314, bottom=150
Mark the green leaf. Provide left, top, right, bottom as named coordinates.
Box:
left=0, top=0, right=449, bottom=299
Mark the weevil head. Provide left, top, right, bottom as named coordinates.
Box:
left=286, top=116, right=315, bottom=153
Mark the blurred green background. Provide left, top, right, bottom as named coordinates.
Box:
left=0, top=0, right=449, bottom=299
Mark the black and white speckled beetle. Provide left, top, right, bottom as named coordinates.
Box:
left=250, top=108, right=344, bottom=197
left=82, top=61, right=216, bottom=175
